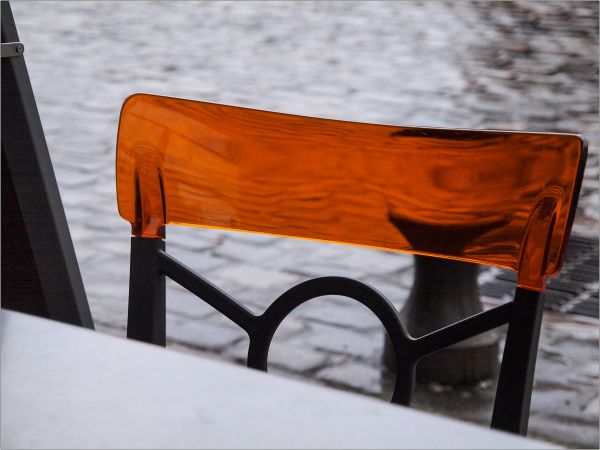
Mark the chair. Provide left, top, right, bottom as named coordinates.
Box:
left=116, top=93, right=587, bottom=435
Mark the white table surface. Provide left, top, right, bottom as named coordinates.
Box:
left=1, top=310, right=555, bottom=449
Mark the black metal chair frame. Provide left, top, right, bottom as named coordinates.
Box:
left=122, top=88, right=587, bottom=441
left=126, top=169, right=584, bottom=437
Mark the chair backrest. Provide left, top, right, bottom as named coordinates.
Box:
left=116, top=93, right=586, bottom=290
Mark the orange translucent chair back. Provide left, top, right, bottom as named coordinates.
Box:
left=116, top=94, right=586, bottom=290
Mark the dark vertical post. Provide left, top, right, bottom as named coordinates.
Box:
left=491, top=287, right=545, bottom=435
left=127, top=237, right=166, bottom=346
left=1, top=2, right=93, bottom=329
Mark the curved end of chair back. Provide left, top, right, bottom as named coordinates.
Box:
left=116, top=93, right=587, bottom=291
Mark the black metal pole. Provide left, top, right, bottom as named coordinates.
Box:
left=491, top=287, right=545, bottom=435
left=127, top=237, right=166, bottom=345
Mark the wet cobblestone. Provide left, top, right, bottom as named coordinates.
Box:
left=11, top=1, right=599, bottom=447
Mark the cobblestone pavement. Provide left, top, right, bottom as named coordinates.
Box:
left=12, top=1, right=599, bottom=447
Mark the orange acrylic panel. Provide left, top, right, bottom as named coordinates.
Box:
left=116, top=93, right=586, bottom=290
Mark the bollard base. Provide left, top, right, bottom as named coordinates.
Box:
left=382, top=329, right=501, bottom=386
left=382, top=255, right=501, bottom=386
left=415, top=331, right=500, bottom=385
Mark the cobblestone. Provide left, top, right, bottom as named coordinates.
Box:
left=210, top=263, right=301, bottom=290
left=302, top=324, right=384, bottom=363
left=298, top=302, right=382, bottom=332
left=213, top=240, right=286, bottom=266
left=166, top=284, right=218, bottom=320
left=166, top=247, right=230, bottom=273
left=226, top=341, right=329, bottom=374
left=316, top=362, right=382, bottom=396
left=11, top=1, right=598, bottom=447
left=585, top=397, right=599, bottom=416
left=166, top=315, right=246, bottom=352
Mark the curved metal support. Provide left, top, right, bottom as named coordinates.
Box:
left=245, top=276, right=417, bottom=405
left=153, top=249, right=516, bottom=410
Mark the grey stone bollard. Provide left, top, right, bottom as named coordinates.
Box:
left=383, top=255, right=500, bottom=385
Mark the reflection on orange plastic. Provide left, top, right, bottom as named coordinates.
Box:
left=116, top=94, right=586, bottom=290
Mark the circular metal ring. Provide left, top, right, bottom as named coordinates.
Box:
left=246, top=276, right=414, bottom=404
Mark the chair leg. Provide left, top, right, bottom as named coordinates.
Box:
left=127, top=236, right=166, bottom=346
left=491, top=287, right=545, bottom=435
left=391, top=358, right=416, bottom=406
